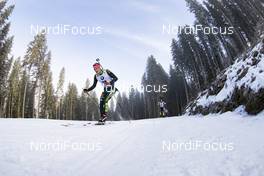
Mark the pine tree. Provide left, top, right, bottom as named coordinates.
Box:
left=40, top=53, right=55, bottom=118
left=141, top=55, right=168, bottom=118
left=55, top=67, right=65, bottom=119
left=206, top=0, right=248, bottom=49
left=133, top=89, right=145, bottom=119
left=108, top=99, right=117, bottom=121
left=115, top=92, right=131, bottom=120
left=6, top=58, right=22, bottom=118
left=128, top=87, right=136, bottom=118
left=0, top=0, right=14, bottom=117
left=203, top=0, right=239, bottom=61
left=77, top=79, right=99, bottom=121
left=22, top=31, right=50, bottom=118
left=167, top=66, right=188, bottom=116
left=186, top=0, right=225, bottom=72
left=64, top=83, right=78, bottom=120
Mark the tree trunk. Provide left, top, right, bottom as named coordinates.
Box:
left=22, top=80, right=28, bottom=118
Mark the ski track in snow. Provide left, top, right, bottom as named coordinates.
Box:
left=0, top=112, right=264, bottom=176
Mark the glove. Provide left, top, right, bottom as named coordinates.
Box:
left=104, top=81, right=110, bottom=85
left=83, top=89, right=89, bottom=93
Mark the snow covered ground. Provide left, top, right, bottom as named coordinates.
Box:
left=196, top=42, right=264, bottom=108
left=1, top=111, right=264, bottom=176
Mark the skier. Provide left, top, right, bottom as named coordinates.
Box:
left=83, top=61, right=118, bottom=123
left=158, top=97, right=167, bottom=117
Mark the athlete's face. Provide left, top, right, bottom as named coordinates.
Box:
left=94, top=67, right=102, bottom=74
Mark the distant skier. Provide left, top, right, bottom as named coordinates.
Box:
left=158, top=97, right=167, bottom=117
left=83, top=60, right=118, bottom=123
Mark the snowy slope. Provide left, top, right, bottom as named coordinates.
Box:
left=198, top=42, right=264, bottom=106
left=188, top=39, right=264, bottom=115
left=1, top=112, right=264, bottom=176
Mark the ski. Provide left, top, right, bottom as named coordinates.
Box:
left=94, top=121, right=105, bottom=125
left=60, top=121, right=114, bottom=127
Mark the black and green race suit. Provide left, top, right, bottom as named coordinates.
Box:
left=86, top=69, right=118, bottom=117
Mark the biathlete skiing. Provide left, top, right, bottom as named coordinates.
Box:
left=158, top=97, right=167, bottom=117
left=83, top=59, right=118, bottom=124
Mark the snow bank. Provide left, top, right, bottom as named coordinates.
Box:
left=188, top=39, right=264, bottom=115
left=0, top=112, right=264, bottom=176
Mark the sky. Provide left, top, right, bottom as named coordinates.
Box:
left=8, top=0, right=195, bottom=95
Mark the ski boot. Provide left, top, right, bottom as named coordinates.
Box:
left=96, top=113, right=107, bottom=125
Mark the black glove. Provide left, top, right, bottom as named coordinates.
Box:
left=83, top=89, right=89, bottom=93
